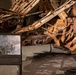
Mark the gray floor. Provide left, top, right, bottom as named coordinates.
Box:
left=23, top=55, right=76, bottom=75
left=0, top=44, right=76, bottom=75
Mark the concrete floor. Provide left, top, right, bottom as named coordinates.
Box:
left=0, top=44, right=76, bottom=75
left=0, top=65, right=18, bottom=75
left=23, top=54, right=76, bottom=75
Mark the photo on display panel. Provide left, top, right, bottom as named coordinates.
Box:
left=0, top=35, right=21, bottom=55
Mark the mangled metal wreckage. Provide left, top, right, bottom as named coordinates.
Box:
left=0, top=0, right=76, bottom=54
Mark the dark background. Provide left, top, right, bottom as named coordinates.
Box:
left=0, top=0, right=11, bottom=9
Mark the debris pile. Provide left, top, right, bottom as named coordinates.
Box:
left=0, top=0, right=76, bottom=54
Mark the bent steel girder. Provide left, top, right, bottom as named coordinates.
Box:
left=14, top=0, right=76, bottom=33
left=10, top=0, right=40, bottom=16
left=0, top=0, right=40, bottom=31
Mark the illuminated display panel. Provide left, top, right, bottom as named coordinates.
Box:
left=0, top=35, right=21, bottom=55
left=0, top=34, right=22, bottom=65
